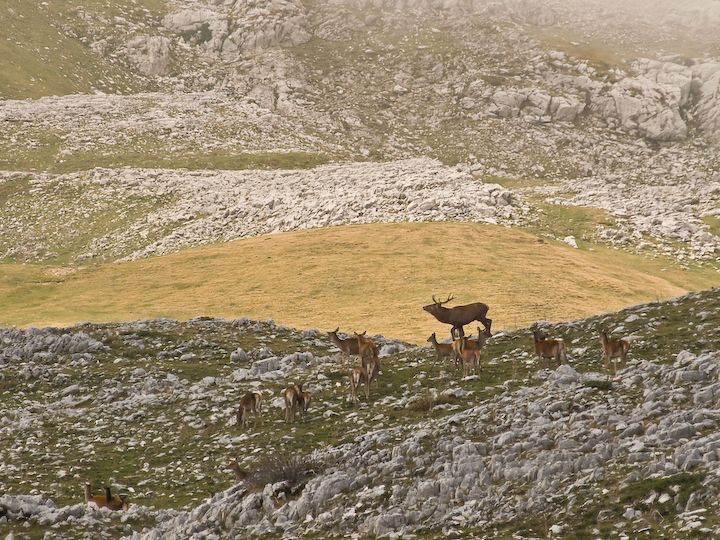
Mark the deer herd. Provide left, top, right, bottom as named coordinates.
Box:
left=78, top=294, right=633, bottom=510
left=231, top=294, right=633, bottom=433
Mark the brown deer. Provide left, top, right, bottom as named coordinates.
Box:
left=349, top=359, right=378, bottom=406
left=349, top=366, right=369, bottom=406
left=423, top=294, right=492, bottom=339
left=236, top=391, right=263, bottom=429
left=452, top=327, right=491, bottom=376
left=301, top=390, right=312, bottom=415
left=427, top=332, right=454, bottom=364
left=227, top=457, right=250, bottom=483
left=84, top=482, right=128, bottom=510
left=532, top=329, right=567, bottom=367
left=283, top=384, right=306, bottom=423
left=355, top=332, right=380, bottom=383
left=328, top=328, right=364, bottom=360
left=600, top=329, right=630, bottom=373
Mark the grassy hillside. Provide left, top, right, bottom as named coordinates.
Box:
left=0, top=0, right=165, bottom=98
left=1, top=222, right=716, bottom=342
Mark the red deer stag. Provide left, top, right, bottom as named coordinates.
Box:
left=328, top=328, right=364, bottom=360
left=282, top=384, right=306, bottom=423
left=236, top=391, right=263, bottom=429
left=423, top=294, right=492, bottom=339
left=532, top=329, right=567, bottom=367
left=600, top=329, right=630, bottom=373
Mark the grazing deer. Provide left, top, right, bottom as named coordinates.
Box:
left=452, top=328, right=491, bottom=376
left=427, top=332, right=454, bottom=364
left=283, top=384, right=306, bottom=423
left=328, top=328, right=364, bottom=360
left=227, top=457, right=250, bottom=483
left=84, top=482, right=128, bottom=510
left=355, top=332, right=380, bottom=382
left=236, top=391, right=263, bottom=429
left=600, top=329, right=630, bottom=373
left=532, top=329, right=567, bottom=367
left=423, top=294, right=492, bottom=339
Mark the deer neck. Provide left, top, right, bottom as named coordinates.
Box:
left=329, top=333, right=344, bottom=348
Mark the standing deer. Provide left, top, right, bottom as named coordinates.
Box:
left=301, top=390, right=312, bottom=415
left=427, top=333, right=454, bottom=364
left=355, top=332, right=380, bottom=383
left=532, top=329, right=567, bottom=367
left=226, top=457, right=250, bottom=483
left=423, top=294, right=492, bottom=339
left=600, top=329, right=630, bottom=373
left=328, top=328, right=364, bottom=360
left=283, top=384, right=306, bottom=423
left=236, top=391, right=263, bottom=429
left=349, top=358, right=379, bottom=406
left=452, top=327, right=491, bottom=376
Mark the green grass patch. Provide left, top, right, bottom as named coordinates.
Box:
left=530, top=201, right=615, bottom=245
left=0, top=128, right=328, bottom=173
left=0, top=0, right=166, bottom=99
left=702, top=215, right=720, bottom=238
left=584, top=379, right=612, bottom=391
left=620, top=472, right=707, bottom=512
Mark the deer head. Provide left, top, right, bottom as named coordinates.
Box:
left=422, top=294, right=454, bottom=314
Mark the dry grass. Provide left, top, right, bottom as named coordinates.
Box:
left=0, top=222, right=716, bottom=343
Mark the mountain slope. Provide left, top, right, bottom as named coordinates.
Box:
left=0, top=288, right=718, bottom=539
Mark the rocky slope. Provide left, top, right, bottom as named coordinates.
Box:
left=2, top=1, right=720, bottom=266
left=0, top=288, right=718, bottom=538
left=0, top=159, right=525, bottom=263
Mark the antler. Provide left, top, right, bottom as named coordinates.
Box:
left=438, top=294, right=454, bottom=305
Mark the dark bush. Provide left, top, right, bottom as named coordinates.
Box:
left=248, top=452, right=327, bottom=489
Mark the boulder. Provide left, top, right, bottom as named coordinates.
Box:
left=126, top=36, right=172, bottom=76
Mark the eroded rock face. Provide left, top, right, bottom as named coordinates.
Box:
left=592, top=76, right=687, bottom=141
left=126, top=36, right=172, bottom=76
left=160, top=0, right=310, bottom=59
left=692, top=63, right=720, bottom=141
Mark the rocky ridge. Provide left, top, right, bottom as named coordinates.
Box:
left=0, top=288, right=719, bottom=538
left=0, top=159, right=525, bottom=262
left=3, top=1, right=720, bottom=266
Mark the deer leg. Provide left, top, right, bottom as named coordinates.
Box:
left=479, top=317, right=492, bottom=335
